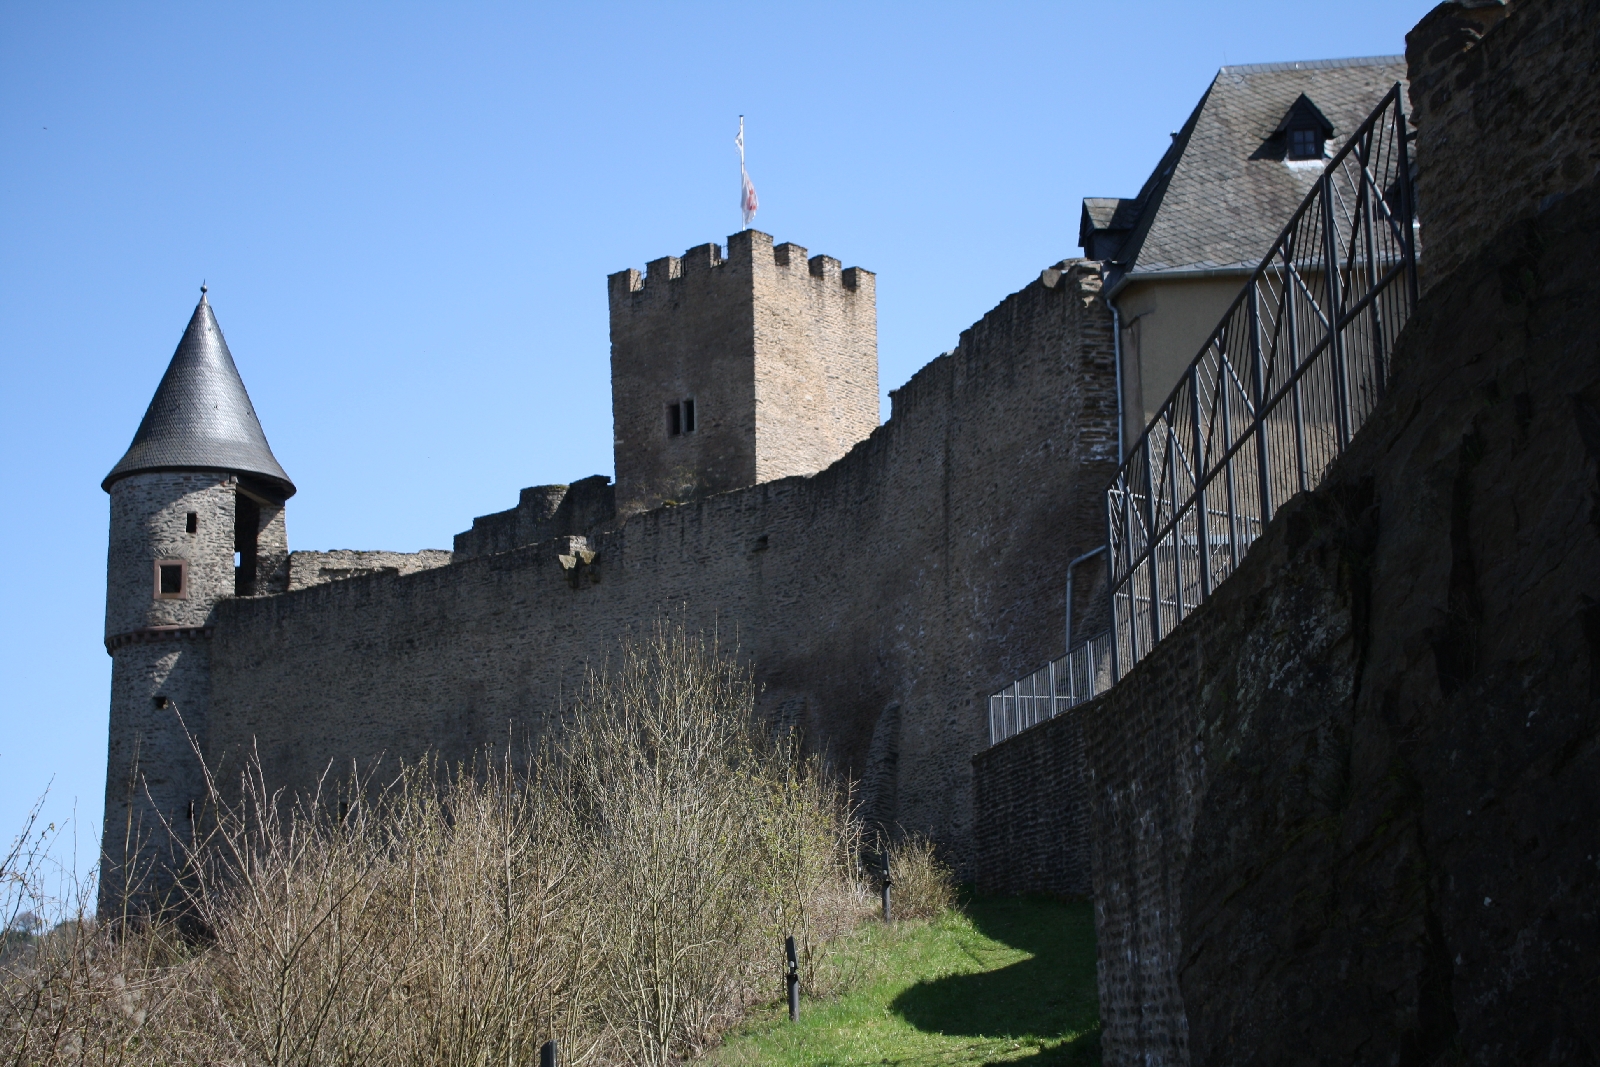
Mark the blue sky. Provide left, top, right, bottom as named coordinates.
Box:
left=0, top=1, right=1433, bottom=887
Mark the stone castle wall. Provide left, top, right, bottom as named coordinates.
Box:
left=969, top=707, right=1091, bottom=898
left=287, top=548, right=453, bottom=591
left=1085, top=181, right=1600, bottom=1061
left=751, top=242, right=877, bottom=484
left=205, top=261, right=1118, bottom=867
left=607, top=230, right=876, bottom=516
left=1407, top=0, right=1600, bottom=292
left=452, top=475, right=614, bottom=560
left=102, top=472, right=238, bottom=911
left=969, top=2, right=1600, bottom=1060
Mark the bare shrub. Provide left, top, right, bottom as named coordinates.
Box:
left=1, top=623, right=868, bottom=1066
left=885, top=833, right=958, bottom=921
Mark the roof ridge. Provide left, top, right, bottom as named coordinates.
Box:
left=1218, top=54, right=1406, bottom=75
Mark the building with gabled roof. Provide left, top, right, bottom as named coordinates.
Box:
left=1080, top=55, right=1408, bottom=454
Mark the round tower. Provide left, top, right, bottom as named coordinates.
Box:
left=99, top=288, right=294, bottom=918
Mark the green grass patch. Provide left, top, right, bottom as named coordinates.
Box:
left=707, top=895, right=1099, bottom=1066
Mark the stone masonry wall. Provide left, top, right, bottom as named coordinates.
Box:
left=752, top=242, right=878, bottom=484
left=1407, top=0, right=1600, bottom=292
left=969, top=707, right=1091, bottom=898
left=102, top=471, right=237, bottom=912
left=287, top=549, right=453, bottom=591
left=207, top=261, right=1119, bottom=869
left=1084, top=182, right=1600, bottom=1063
left=1078, top=11, right=1600, bottom=1055
left=607, top=230, right=876, bottom=516
left=452, top=475, right=615, bottom=561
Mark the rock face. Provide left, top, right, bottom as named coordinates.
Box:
left=1083, top=170, right=1600, bottom=1067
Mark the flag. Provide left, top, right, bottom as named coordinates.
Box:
left=737, top=116, right=758, bottom=230
left=740, top=166, right=759, bottom=230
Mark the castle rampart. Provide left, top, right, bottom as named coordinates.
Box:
left=452, top=474, right=616, bottom=560
left=204, top=260, right=1116, bottom=866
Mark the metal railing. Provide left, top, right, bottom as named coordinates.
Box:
left=987, top=631, right=1112, bottom=745
left=985, top=85, right=1418, bottom=747
left=1108, top=83, right=1418, bottom=678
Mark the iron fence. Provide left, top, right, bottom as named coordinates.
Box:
left=984, top=84, right=1418, bottom=747
left=987, top=631, right=1113, bottom=745
left=1108, top=83, right=1418, bottom=678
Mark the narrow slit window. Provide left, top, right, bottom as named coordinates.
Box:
left=155, top=560, right=187, bottom=599
left=667, top=402, right=682, bottom=436
left=682, top=398, right=696, bottom=433
left=186, top=511, right=198, bottom=534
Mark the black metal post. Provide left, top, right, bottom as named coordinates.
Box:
left=1248, top=282, right=1274, bottom=531
left=1141, top=432, right=1163, bottom=643
left=1106, top=490, right=1127, bottom=682
left=1320, top=172, right=1352, bottom=450
left=540, top=1039, right=557, bottom=1067
left=881, top=848, right=893, bottom=923
left=785, top=935, right=800, bottom=1022
left=1189, top=363, right=1212, bottom=602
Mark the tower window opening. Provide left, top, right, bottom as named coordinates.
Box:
left=1289, top=126, right=1320, bottom=160
left=234, top=492, right=261, bottom=596
left=155, top=560, right=187, bottom=599
left=682, top=398, right=695, bottom=433
left=186, top=512, right=198, bottom=534
left=667, top=401, right=682, bottom=436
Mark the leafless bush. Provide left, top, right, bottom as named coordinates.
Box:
left=885, top=833, right=958, bottom=921
left=2, top=623, right=870, bottom=1066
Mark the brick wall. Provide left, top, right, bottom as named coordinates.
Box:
left=969, top=707, right=1091, bottom=898
left=1407, top=0, right=1600, bottom=292
left=207, top=261, right=1118, bottom=869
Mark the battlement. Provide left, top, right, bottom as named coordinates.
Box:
left=608, top=230, right=878, bottom=516
left=607, top=231, right=874, bottom=301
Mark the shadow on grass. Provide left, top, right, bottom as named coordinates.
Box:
left=889, top=894, right=1099, bottom=1063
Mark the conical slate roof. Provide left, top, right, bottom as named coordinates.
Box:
left=103, top=292, right=295, bottom=496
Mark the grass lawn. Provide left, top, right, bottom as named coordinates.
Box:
left=706, top=895, right=1100, bottom=1067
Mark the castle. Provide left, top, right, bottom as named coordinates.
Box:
left=98, top=0, right=1600, bottom=1059
left=98, top=57, right=1417, bottom=909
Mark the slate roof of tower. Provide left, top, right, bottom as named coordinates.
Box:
left=104, top=294, right=295, bottom=496
left=1093, top=55, right=1408, bottom=291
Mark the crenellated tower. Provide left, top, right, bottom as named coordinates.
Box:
left=607, top=229, right=877, bottom=515
left=99, top=288, right=294, bottom=917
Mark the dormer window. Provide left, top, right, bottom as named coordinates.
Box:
left=1288, top=126, right=1320, bottom=160
left=1271, top=93, right=1334, bottom=162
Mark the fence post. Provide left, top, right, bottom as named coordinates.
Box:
left=1321, top=171, right=1352, bottom=450
left=1106, top=489, right=1124, bottom=682
left=1248, top=282, right=1274, bottom=531
left=1122, top=474, right=1142, bottom=666
left=1393, top=86, right=1420, bottom=313
left=1189, top=363, right=1212, bottom=602
left=785, top=935, right=800, bottom=1022
left=881, top=848, right=893, bottom=923
left=1166, top=422, right=1185, bottom=621
left=1282, top=245, right=1309, bottom=495
left=1356, top=124, right=1389, bottom=406
left=1142, top=432, right=1163, bottom=644
left=540, top=1039, right=557, bottom=1067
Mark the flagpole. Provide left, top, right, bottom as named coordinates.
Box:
left=737, top=115, right=746, bottom=231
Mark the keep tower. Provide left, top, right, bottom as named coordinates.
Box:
left=607, top=229, right=877, bottom=516
left=99, top=289, right=294, bottom=915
